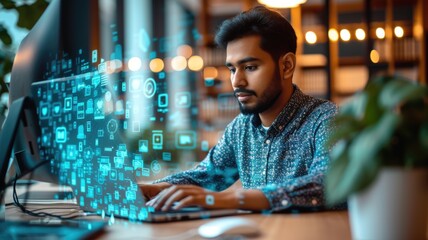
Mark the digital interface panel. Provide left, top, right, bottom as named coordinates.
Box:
left=28, top=1, right=229, bottom=220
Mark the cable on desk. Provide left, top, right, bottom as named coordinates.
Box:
left=6, top=160, right=87, bottom=220
left=0, top=160, right=50, bottom=196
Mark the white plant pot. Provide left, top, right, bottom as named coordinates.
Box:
left=348, top=167, right=428, bottom=240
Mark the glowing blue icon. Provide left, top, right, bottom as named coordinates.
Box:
left=204, top=78, right=215, bottom=87
left=97, top=130, right=104, bottom=137
left=98, top=62, right=106, bottom=74
left=77, top=102, right=85, bottom=119
left=66, top=145, right=78, bottom=160
left=138, top=28, right=151, bottom=52
left=39, top=102, right=50, bottom=119
left=133, top=156, right=143, bottom=169
left=110, top=169, right=117, bottom=180
left=64, top=97, right=72, bottom=111
left=129, top=76, right=143, bottom=92
left=107, top=119, right=118, bottom=139
left=85, top=85, right=92, bottom=96
left=52, top=102, right=61, bottom=116
left=175, top=92, right=191, bottom=108
left=122, top=82, right=126, bottom=92
left=99, top=157, right=111, bottom=177
left=88, top=186, right=94, bottom=198
left=114, top=157, right=124, bottom=168
left=141, top=168, right=150, bottom=177
left=77, top=125, right=85, bottom=139
left=162, top=152, right=171, bottom=161
left=152, top=130, right=163, bottom=150
left=94, top=98, right=105, bottom=120
left=86, top=99, right=94, bottom=114
left=201, top=140, right=209, bottom=151
left=138, top=140, right=148, bottom=153
left=92, top=50, right=98, bottom=63
left=151, top=160, right=161, bottom=174
left=83, top=147, right=94, bottom=162
left=55, top=127, right=67, bottom=143
left=126, top=190, right=137, bottom=201
left=158, top=93, right=168, bottom=108
left=143, top=78, right=156, bottom=98
left=158, top=72, right=165, bottom=79
left=115, top=100, right=124, bottom=115
left=92, top=74, right=101, bottom=87
left=175, top=130, right=197, bottom=149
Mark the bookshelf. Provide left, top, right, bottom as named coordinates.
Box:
left=297, top=0, right=426, bottom=105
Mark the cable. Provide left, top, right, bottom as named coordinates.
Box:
left=12, top=173, right=87, bottom=220
left=1, top=159, right=50, bottom=196
left=3, top=159, right=88, bottom=220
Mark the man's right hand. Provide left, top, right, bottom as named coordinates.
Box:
left=138, top=182, right=172, bottom=200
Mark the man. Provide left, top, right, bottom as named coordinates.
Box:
left=140, top=6, right=337, bottom=212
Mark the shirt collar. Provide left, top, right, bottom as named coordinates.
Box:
left=251, top=84, right=306, bottom=134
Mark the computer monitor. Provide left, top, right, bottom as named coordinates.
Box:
left=8, top=0, right=208, bottom=185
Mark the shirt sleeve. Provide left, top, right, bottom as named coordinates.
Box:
left=260, top=104, right=337, bottom=212
left=153, top=120, right=240, bottom=191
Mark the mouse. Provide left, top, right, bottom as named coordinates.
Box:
left=198, top=216, right=261, bottom=239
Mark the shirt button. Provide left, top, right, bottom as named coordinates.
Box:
left=281, top=200, right=288, bottom=206
left=279, top=125, right=283, bottom=130
left=265, top=139, right=271, bottom=144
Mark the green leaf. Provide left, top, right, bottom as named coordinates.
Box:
left=349, top=112, right=399, bottom=166
left=326, top=147, right=349, bottom=204
left=0, top=0, right=16, bottom=9
left=339, top=92, right=367, bottom=118
left=420, top=123, right=428, bottom=149
left=0, top=24, right=13, bottom=45
left=379, top=77, right=426, bottom=109
left=331, top=112, right=398, bottom=199
left=15, top=0, right=49, bottom=30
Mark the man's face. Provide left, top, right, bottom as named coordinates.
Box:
left=226, top=35, right=282, bottom=115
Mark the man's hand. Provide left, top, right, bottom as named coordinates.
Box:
left=138, top=182, right=172, bottom=201
left=145, top=184, right=234, bottom=211
left=141, top=184, right=271, bottom=212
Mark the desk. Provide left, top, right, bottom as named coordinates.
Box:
left=4, top=182, right=352, bottom=240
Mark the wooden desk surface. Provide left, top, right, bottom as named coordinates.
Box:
left=4, top=183, right=351, bottom=239
left=101, top=211, right=351, bottom=240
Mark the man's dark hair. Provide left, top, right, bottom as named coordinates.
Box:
left=214, top=5, right=297, bottom=62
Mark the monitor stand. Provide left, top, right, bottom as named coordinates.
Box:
left=0, top=96, right=37, bottom=220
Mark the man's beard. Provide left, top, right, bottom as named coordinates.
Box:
left=234, top=69, right=282, bottom=115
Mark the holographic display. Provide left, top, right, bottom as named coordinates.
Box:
left=27, top=1, right=240, bottom=221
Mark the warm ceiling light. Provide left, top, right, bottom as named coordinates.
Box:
left=370, top=49, right=380, bottom=63
left=328, top=28, right=339, bottom=42
left=149, top=58, right=164, bottom=73
left=340, top=29, right=351, bottom=42
left=128, top=57, right=142, bottom=72
left=355, top=28, right=366, bottom=41
left=171, top=56, right=187, bottom=71
left=258, top=0, right=307, bottom=8
left=394, top=26, right=404, bottom=38
left=376, top=27, right=385, bottom=39
left=305, top=31, right=317, bottom=44
left=188, top=55, right=204, bottom=71
left=177, top=45, right=193, bottom=59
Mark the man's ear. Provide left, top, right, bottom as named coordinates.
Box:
left=280, top=52, right=296, bottom=79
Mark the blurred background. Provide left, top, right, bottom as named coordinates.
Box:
left=0, top=0, right=427, bottom=179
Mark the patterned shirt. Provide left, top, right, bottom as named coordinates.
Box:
left=155, top=85, right=337, bottom=212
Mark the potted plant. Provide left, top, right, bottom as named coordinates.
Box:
left=326, top=75, right=428, bottom=240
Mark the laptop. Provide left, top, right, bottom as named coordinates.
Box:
left=30, top=73, right=248, bottom=222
